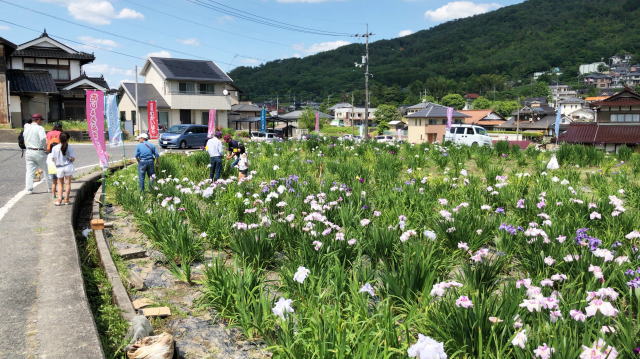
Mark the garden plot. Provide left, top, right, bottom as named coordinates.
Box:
left=108, top=140, right=640, bottom=358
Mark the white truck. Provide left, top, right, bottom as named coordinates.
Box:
left=444, top=124, right=492, bottom=147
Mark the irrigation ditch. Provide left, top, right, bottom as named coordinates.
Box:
left=74, top=165, right=268, bottom=359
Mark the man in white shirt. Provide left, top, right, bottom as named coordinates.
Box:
left=23, top=113, right=50, bottom=194
left=206, top=131, right=224, bottom=181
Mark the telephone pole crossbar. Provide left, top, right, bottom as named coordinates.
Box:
left=354, top=25, right=373, bottom=139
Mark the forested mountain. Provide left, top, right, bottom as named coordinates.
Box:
left=229, top=0, right=640, bottom=105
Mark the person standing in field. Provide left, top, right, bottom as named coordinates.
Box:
left=23, top=114, right=51, bottom=194
left=51, top=133, right=76, bottom=206
left=206, top=131, right=224, bottom=181
left=46, top=123, right=63, bottom=197
left=236, top=151, right=249, bottom=181
left=135, top=133, right=159, bottom=191
left=223, top=134, right=245, bottom=168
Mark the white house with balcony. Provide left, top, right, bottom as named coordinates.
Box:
left=333, top=106, right=376, bottom=126
left=118, top=57, right=239, bottom=134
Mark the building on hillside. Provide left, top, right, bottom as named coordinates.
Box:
left=558, top=97, right=585, bottom=116
left=333, top=106, right=377, bottom=126
left=559, top=87, right=640, bottom=151
left=6, top=31, right=108, bottom=127
left=405, top=102, right=469, bottom=143
left=549, top=84, right=578, bottom=103
left=118, top=57, right=239, bottom=134
left=459, top=109, right=506, bottom=131
left=584, top=74, right=612, bottom=89
left=463, top=93, right=480, bottom=110
left=0, top=37, right=16, bottom=125
left=579, top=62, right=607, bottom=75
left=328, top=103, right=352, bottom=114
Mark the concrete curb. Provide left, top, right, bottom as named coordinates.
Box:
left=91, top=186, right=137, bottom=321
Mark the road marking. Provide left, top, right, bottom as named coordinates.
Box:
left=0, top=162, right=112, bottom=222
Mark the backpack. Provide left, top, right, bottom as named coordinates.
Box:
left=46, top=132, right=61, bottom=153
left=18, top=130, right=26, bottom=150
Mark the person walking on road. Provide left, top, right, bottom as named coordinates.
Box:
left=135, top=133, right=159, bottom=191
left=206, top=132, right=224, bottom=181
left=23, top=113, right=51, bottom=194
left=51, top=133, right=76, bottom=206
left=46, top=123, right=63, bottom=197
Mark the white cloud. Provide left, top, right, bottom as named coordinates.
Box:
left=277, top=0, right=340, bottom=2
left=217, top=15, right=235, bottom=24
left=398, top=29, right=414, bottom=37
left=83, top=63, right=134, bottom=77
left=147, top=50, right=172, bottom=58
left=42, top=0, right=143, bottom=25
left=239, top=58, right=261, bottom=65
left=178, top=38, right=200, bottom=46
left=425, top=1, right=500, bottom=22
left=292, top=40, right=350, bottom=56
left=0, top=25, right=10, bottom=31
left=78, top=36, right=118, bottom=50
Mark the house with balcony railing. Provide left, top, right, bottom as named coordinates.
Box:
left=118, top=57, right=239, bottom=134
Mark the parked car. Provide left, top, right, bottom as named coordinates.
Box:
left=250, top=131, right=279, bottom=142
left=159, top=124, right=209, bottom=149
left=340, top=134, right=362, bottom=142
left=444, top=124, right=492, bottom=147
left=374, top=135, right=395, bottom=143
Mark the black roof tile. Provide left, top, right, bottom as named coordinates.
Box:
left=121, top=83, right=170, bottom=108
left=7, top=69, right=58, bottom=93
left=150, top=57, right=232, bottom=82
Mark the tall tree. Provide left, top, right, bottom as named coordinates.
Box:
left=374, top=104, right=401, bottom=135
left=441, top=94, right=466, bottom=110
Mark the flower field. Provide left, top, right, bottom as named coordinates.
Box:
left=109, top=140, right=640, bottom=358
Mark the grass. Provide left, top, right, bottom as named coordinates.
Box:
left=44, top=120, right=88, bottom=131
left=79, top=231, right=129, bottom=359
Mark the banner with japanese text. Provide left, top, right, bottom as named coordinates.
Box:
left=208, top=109, right=216, bottom=138
left=147, top=100, right=159, bottom=140
left=446, top=107, right=454, bottom=129
left=86, top=90, right=109, bottom=167
left=260, top=108, right=267, bottom=132
left=105, top=94, right=122, bottom=147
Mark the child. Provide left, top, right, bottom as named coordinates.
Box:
left=236, top=152, right=249, bottom=181
left=51, top=133, right=76, bottom=205
left=46, top=143, right=58, bottom=198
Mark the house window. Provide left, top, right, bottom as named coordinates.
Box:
left=611, top=114, right=640, bottom=122
left=24, top=63, right=70, bottom=81
left=120, top=111, right=126, bottom=122
left=201, top=111, right=209, bottom=124
left=199, top=83, right=215, bottom=94
left=178, top=82, right=195, bottom=94
left=159, top=112, right=169, bottom=129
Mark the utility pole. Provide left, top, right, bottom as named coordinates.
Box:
left=355, top=24, right=373, bottom=139
left=351, top=93, right=355, bottom=134
left=134, top=65, right=139, bottom=135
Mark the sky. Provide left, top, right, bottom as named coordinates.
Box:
left=0, top=0, right=524, bottom=87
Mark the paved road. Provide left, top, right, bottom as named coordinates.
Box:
left=0, top=143, right=137, bottom=208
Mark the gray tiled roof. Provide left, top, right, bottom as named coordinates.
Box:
left=150, top=57, right=232, bottom=82
left=558, top=97, right=585, bottom=104
left=121, top=83, right=170, bottom=109
left=499, top=115, right=557, bottom=130
left=280, top=110, right=332, bottom=120
left=7, top=70, right=58, bottom=93
left=231, top=103, right=261, bottom=112
left=12, top=47, right=95, bottom=63
left=406, top=102, right=469, bottom=118
left=329, top=103, right=352, bottom=110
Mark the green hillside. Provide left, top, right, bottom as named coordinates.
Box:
left=229, top=0, right=640, bottom=104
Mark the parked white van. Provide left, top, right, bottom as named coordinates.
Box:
left=444, top=124, right=492, bottom=146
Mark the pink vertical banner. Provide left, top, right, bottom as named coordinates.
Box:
left=86, top=90, right=109, bottom=167
left=208, top=109, right=217, bottom=138
left=315, top=111, right=320, bottom=132
left=446, top=107, right=454, bottom=129
left=147, top=100, right=159, bottom=140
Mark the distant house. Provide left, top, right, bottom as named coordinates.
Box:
left=584, top=74, right=613, bottom=89
left=0, top=37, right=16, bottom=125
left=118, top=57, right=239, bottom=134
left=405, top=102, right=469, bottom=143
left=459, top=109, right=506, bottom=131
left=549, top=84, right=578, bottom=103
left=328, top=102, right=352, bottom=114
left=333, top=107, right=376, bottom=126
left=463, top=93, right=480, bottom=110
left=560, top=87, right=640, bottom=151
left=579, top=62, right=607, bottom=75
left=498, top=101, right=560, bottom=136
left=229, top=103, right=261, bottom=130
left=6, top=31, right=108, bottom=126
left=558, top=97, right=585, bottom=116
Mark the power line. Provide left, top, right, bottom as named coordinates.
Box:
left=123, top=0, right=290, bottom=48
left=0, top=0, right=235, bottom=67
left=186, top=0, right=354, bottom=37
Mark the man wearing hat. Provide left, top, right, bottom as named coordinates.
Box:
left=134, top=133, right=159, bottom=191
left=23, top=114, right=51, bottom=194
